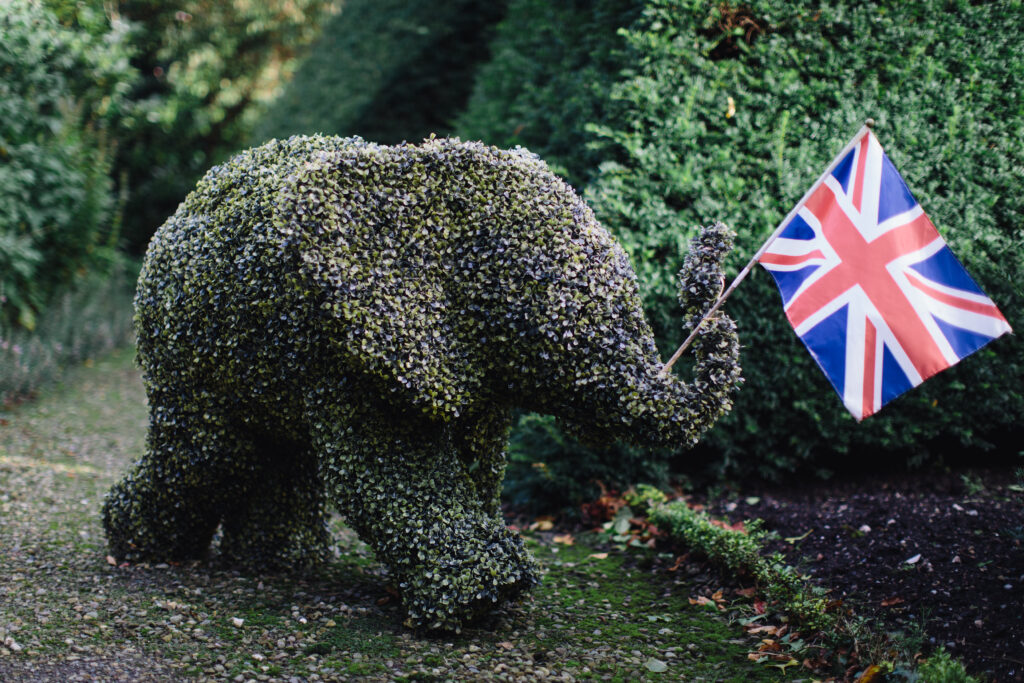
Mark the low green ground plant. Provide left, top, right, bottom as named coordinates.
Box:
left=650, top=499, right=836, bottom=632
left=648, top=497, right=979, bottom=681
left=916, top=648, right=980, bottom=683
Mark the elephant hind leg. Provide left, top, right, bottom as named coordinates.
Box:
left=218, top=436, right=330, bottom=570
left=102, top=389, right=256, bottom=563
left=315, top=409, right=538, bottom=631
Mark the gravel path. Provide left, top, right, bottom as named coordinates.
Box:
left=0, top=349, right=775, bottom=682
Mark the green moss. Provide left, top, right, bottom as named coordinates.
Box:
left=102, top=135, right=740, bottom=629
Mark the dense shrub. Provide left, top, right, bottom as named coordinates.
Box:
left=456, top=0, right=1023, bottom=488
left=0, top=0, right=134, bottom=328
left=253, top=0, right=506, bottom=147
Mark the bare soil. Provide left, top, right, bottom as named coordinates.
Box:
left=707, top=467, right=1024, bottom=682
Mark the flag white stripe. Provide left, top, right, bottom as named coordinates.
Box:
left=876, top=205, right=924, bottom=237
left=915, top=292, right=1014, bottom=339
left=764, top=236, right=824, bottom=257
left=858, top=133, right=883, bottom=234
left=904, top=267, right=1004, bottom=307
left=843, top=294, right=867, bottom=418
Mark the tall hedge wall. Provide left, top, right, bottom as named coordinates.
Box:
left=253, top=0, right=506, bottom=146
left=589, top=0, right=1022, bottom=477
left=456, top=0, right=1023, bottom=486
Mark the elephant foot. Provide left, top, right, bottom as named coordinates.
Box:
left=395, top=519, right=539, bottom=632
left=218, top=515, right=331, bottom=571
left=102, top=474, right=219, bottom=563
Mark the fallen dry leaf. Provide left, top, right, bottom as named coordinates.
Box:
left=667, top=554, right=688, bottom=572
left=587, top=552, right=609, bottom=560
left=856, top=664, right=887, bottom=683
left=689, top=596, right=720, bottom=610
left=710, top=518, right=747, bottom=533
left=744, top=624, right=778, bottom=636
left=881, top=596, right=905, bottom=607
left=529, top=516, right=555, bottom=532
left=553, top=534, right=574, bottom=545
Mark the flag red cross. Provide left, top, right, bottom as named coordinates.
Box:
left=783, top=177, right=947, bottom=382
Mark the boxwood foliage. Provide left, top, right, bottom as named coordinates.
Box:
left=459, top=0, right=1023, bottom=484
left=102, top=135, right=740, bottom=629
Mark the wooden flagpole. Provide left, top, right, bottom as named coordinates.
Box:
left=662, top=118, right=876, bottom=374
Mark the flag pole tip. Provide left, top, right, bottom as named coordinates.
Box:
left=865, top=118, right=876, bottom=128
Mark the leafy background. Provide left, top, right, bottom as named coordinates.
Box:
left=4, top=0, right=1021, bottom=505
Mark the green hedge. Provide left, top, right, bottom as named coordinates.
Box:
left=455, top=0, right=1023, bottom=488
left=584, top=0, right=1023, bottom=477
left=253, top=0, right=506, bottom=146
left=455, top=0, right=640, bottom=185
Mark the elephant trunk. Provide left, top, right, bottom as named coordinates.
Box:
left=564, top=222, right=742, bottom=449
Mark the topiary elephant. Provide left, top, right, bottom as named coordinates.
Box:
left=102, top=135, right=741, bottom=630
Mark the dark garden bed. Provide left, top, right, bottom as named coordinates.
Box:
left=706, top=467, right=1024, bottom=682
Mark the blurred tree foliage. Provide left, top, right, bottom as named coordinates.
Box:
left=0, top=0, right=134, bottom=328
left=1, top=0, right=335, bottom=325
left=43, top=0, right=339, bottom=252
left=116, top=0, right=338, bottom=252
left=254, top=0, right=506, bottom=146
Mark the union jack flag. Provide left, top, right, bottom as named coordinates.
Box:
left=759, top=127, right=1012, bottom=420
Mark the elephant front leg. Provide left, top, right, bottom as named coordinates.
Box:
left=452, top=408, right=513, bottom=517
left=313, top=413, right=538, bottom=631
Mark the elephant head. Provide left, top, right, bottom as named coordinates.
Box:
left=487, top=211, right=742, bottom=451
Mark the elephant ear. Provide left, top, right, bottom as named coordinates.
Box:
left=323, top=275, right=482, bottom=421
left=279, top=145, right=483, bottom=422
